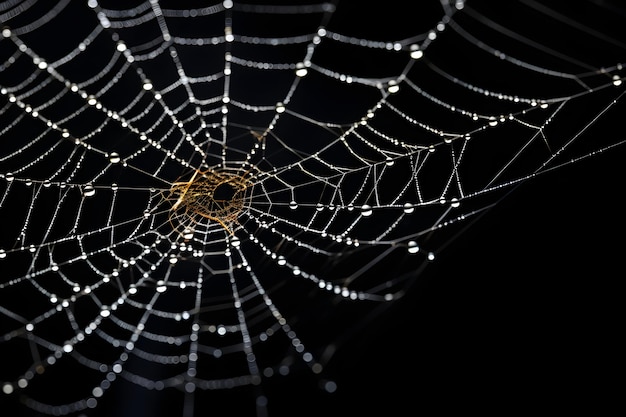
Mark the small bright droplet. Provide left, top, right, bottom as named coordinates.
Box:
left=183, top=228, right=194, bottom=239
left=0, top=249, right=6, bottom=259
left=387, top=81, right=400, bottom=94
left=411, top=48, right=424, bottom=59
left=613, top=75, right=622, bottom=86
left=169, top=255, right=178, bottom=264
left=231, top=236, right=241, bottom=247
left=407, top=241, right=420, bottom=254
left=289, top=200, right=298, bottom=210
left=275, top=102, right=286, bottom=113
left=156, top=280, right=167, bottom=293
left=82, top=184, right=96, bottom=197
left=361, top=204, right=373, bottom=217
left=450, top=198, right=460, bottom=208
left=5, top=173, right=15, bottom=181
left=109, top=152, right=120, bottom=163
left=403, top=203, right=414, bottom=214
left=410, top=44, right=423, bottom=59
left=295, top=62, right=308, bottom=77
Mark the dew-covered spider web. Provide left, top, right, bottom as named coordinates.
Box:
left=0, top=0, right=625, bottom=416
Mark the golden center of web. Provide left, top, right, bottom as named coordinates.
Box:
left=167, top=169, right=251, bottom=235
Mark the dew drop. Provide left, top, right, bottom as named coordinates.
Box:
left=156, top=281, right=167, bottom=293
left=403, top=203, right=414, bottom=214
left=613, top=75, right=622, bottom=86
left=0, top=249, right=6, bottom=259
left=82, top=184, right=96, bottom=197
left=410, top=48, right=423, bottom=60
left=295, top=63, right=308, bottom=77
left=360, top=204, right=373, bottom=217
left=2, top=383, right=13, bottom=395
left=5, top=173, right=14, bottom=181
left=407, top=241, right=420, bottom=254
left=289, top=200, right=298, bottom=210
left=108, top=152, right=120, bottom=163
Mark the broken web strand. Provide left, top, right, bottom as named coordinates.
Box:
left=0, top=1, right=625, bottom=416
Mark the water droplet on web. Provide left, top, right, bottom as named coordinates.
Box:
left=82, top=184, right=96, bottom=197
left=360, top=204, right=373, bottom=216
left=407, top=241, right=419, bottom=254
left=5, top=173, right=14, bottom=181
left=403, top=203, right=414, bottom=214
left=289, top=200, right=298, bottom=210
left=0, top=249, right=6, bottom=259
left=230, top=236, right=241, bottom=247
left=182, top=228, right=194, bottom=239
left=2, top=383, right=14, bottom=395
left=108, top=152, right=120, bottom=163
left=613, top=75, right=622, bottom=86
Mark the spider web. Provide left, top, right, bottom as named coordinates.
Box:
left=0, top=1, right=624, bottom=416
